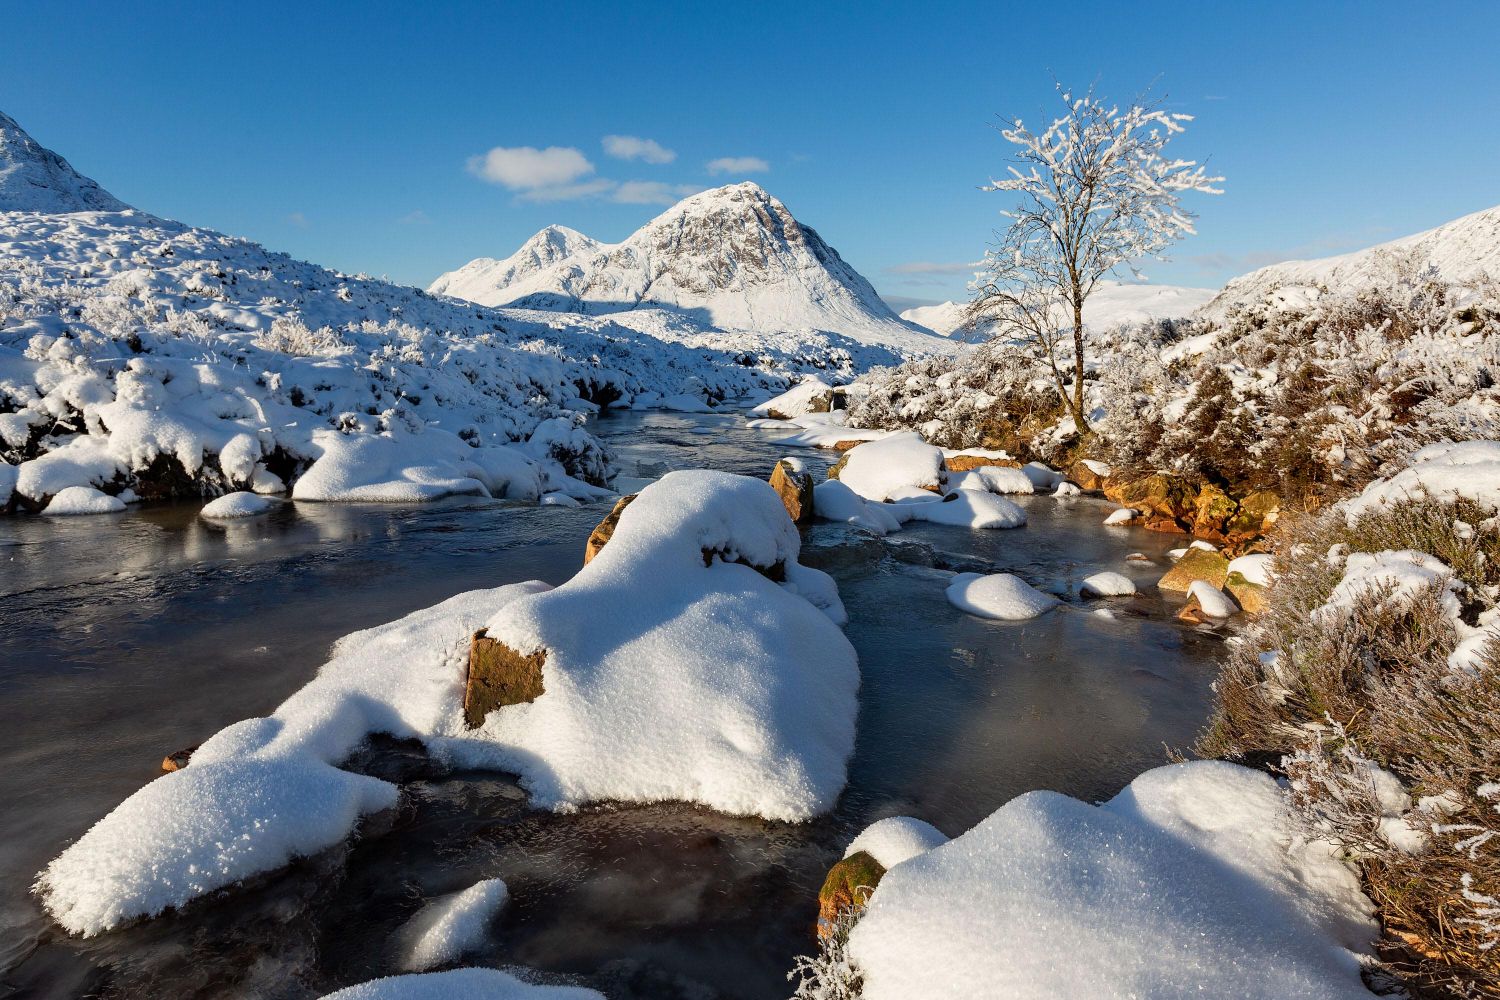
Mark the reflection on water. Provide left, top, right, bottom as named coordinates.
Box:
left=0, top=408, right=1222, bottom=999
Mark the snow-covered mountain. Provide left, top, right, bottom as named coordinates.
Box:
left=0, top=112, right=886, bottom=510
left=900, top=281, right=1218, bottom=340
left=430, top=182, right=946, bottom=355
left=0, top=111, right=129, bottom=213
left=1203, top=203, right=1500, bottom=317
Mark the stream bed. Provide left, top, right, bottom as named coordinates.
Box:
left=0, top=409, right=1224, bottom=1000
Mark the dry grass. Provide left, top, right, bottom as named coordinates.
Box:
left=1199, top=494, right=1500, bottom=996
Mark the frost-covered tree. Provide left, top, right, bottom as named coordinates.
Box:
left=971, top=86, right=1223, bottom=431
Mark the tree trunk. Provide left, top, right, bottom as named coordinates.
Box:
left=1071, top=299, right=1089, bottom=434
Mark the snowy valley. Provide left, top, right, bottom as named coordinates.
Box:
left=5, top=24, right=1500, bottom=1000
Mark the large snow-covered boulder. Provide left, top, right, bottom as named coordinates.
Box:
left=751, top=377, right=834, bottom=420
left=832, top=432, right=945, bottom=501
left=842, top=761, right=1377, bottom=1000
left=318, top=968, right=603, bottom=1000
left=38, top=472, right=857, bottom=936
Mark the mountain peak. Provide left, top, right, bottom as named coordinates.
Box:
left=0, top=110, right=130, bottom=213
left=429, top=185, right=945, bottom=354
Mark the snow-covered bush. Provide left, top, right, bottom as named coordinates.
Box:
left=1200, top=477, right=1500, bottom=994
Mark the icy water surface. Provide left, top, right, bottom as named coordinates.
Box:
left=0, top=409, right=1223, bottom=999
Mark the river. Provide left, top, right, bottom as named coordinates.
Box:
left=0, top=408, right=1224, bottom=999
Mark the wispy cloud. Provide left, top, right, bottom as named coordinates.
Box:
left=613, top=180, right=704, bottom=205
left=286, top=211, right=309, bottom=228
left=603, top=135, right=676, bottom=164
left=517, top=177, right=617, bottom=203
left=397, top=210, right=430, bottom=225
left=707, top=156, right=770, bottom=175
left=467, top=145, right=595, bottom=190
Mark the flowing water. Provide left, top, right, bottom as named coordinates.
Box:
left=0, top=409, right=1225, bottom=1000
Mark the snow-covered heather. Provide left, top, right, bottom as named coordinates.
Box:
left=397, top=879, right=509, bottom=972
left=845, top=762, right=1377, bottom=1000
left=1342, top=440, right=1500, bottom=519
left=318, top=968, right=603, bottom=1000
left=38, top=472, right=856, bottom=934
left=200, top=491, right=277, bottom=519
left=945, top=573, right=1058, bottom=621
left=455, top=470, right=857, bottom=817
left=1, top=149, right=908, bottom=509
left=430, top=183, right=947, bottom=357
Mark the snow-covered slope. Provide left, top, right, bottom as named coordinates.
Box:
left=1204, top=203, right=1500, bottom=317
left=900, top=281, right=1217, bottom=340
left=0, top=113, right=885, bottom=508
left=0, top=112, right=128, bottom=213
left=430, top=183, right=946, bottom=355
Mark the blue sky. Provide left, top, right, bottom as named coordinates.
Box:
left=5, top=2, right=1498, bottom=309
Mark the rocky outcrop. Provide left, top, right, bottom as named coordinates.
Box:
left=817, top=850, right=886, bottom=937
left=1104, top=473, right=1198, bottom=525
left=945, top=454, right=1022, bottom=473
left=1225, top=572, right=1269, bottom=614
left=584, top=493, right=637, bottom=564
left=463, top=628, right=546, bottom=728
left=1099, top=471, right=1282, bottom=553
left=770, top=459, right=815, bottom=523
left=1066, top=460, right=1108, bottom=492
left=1158, top=549, right=1231, bottom=592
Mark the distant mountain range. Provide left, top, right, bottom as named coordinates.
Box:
left=429, top=182, right=945, bottom=354
left=899, top=282, right=1219, bottom=341
left=0, top=111, right=129, bottom=213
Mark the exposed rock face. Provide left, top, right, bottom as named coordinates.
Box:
left=817, top=850, right=886, bottom=937
left=831, top=439, right=868, bottom=452
left=1227, top=491, right=1281, bottom=541
left=160, top=746, right=197, bottom=773
left=463, top=628, right=545, bottom=729
left=1067, top=460, right=1107, bottom=491
left=1158, top=549, right=1231, bottom=592
left=1177, top=596, right=1216, bottom=625
left=584, top=493, right=637, bottom=564
left=1192, top=484, right=1238, bottom=541
left=770, top=459, right=815, bottom=523
left=1225, top=572, right=1269, bottom=614
left=945, top=454, right=1022, bottom=473
left=1104, top=473, right=1197, bottom=524
left=0, top=110, right=130, bottom=212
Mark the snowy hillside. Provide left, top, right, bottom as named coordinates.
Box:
left=430, top=182, right=947, bottom=355
left=1204, top=203, right=1500, bottom=317
left=900, top=280, right=1217, bottom=340
left=0, top=115, right=886, bottom=509
left=0, top=112, right=128, bottom=213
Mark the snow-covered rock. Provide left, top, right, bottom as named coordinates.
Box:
left=845, top=761, right=1376, bottom=1000
left=946, top=465, right=1033, bottom=496
left=945, top=573, right=1058, bottom=621
left=1104, top=507, right=1137, bottom=526
left=1080, top=571, right=1137, bottom=597
left=845, top=817, right=949, bottom=870
left=42, top=485, right=124, bottom=515
left=38, top=472, right=859, bottom=935
left=1228, top=552, right=1276, bottom=588
left=318, top=969, right=602, bottom=1000
left=834, top=432, right=944, bottom=501
left=200, top=491, right=277, bottom=519
left=1186, top=580, right=1237, bottom=619
left=750, top=377, right=834, bottom=420
left=397, top=879, right=510, bottom=972
left=430, top=183, right=946, bottom=357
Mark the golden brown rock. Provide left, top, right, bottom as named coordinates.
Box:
left=160, top=746, right=198, bottom=773
left=1193, top=484, right=1239, bottom=537
left=583, top=493, right=637, bottom=564
left=1067, top=460, right=1108, bottom=492
left=770, top=459, right=815, bottom=524
left=463, top=629, right=546, bottom=729
left=817, top=850, right=886, bottom=937
left=1227, top=490, right=1281, bottom=539
left=945, top=454, right=1022, bottom=472
left=1158, top=548, right=1231, bottom=592
left=1225, top=572, right=1269, bottom=614
left=1104, top=473, right=1197, bottom=524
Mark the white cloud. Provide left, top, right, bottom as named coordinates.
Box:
left=603, top=135, right=676, bottom=164
left=517, top=178, right=618, bottom=203
left=467, top=145, right=595, bottom=189
left=612, top=180, right=704, bottom=205
left=397, top=210, right=430, bottom=225
left=706, top=156, right=770, bottom=175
